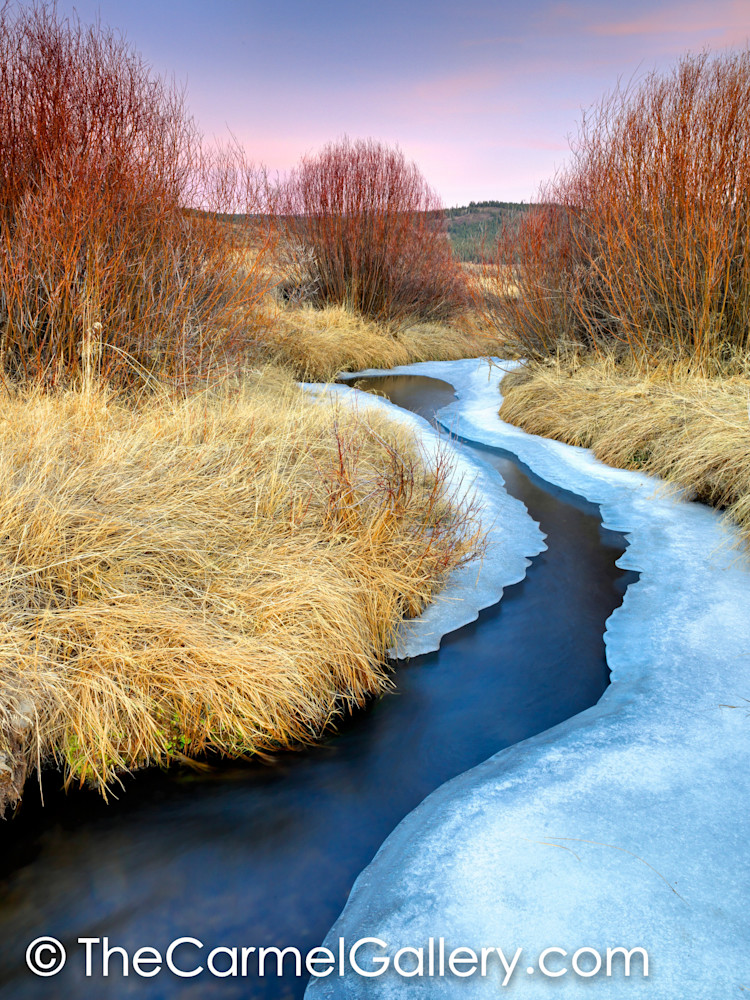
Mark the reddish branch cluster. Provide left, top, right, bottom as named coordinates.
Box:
left=280, top=137, right=468, bottom=323
left=494, top=50, right=750, bottom=368
left=0, top=2, right=267, bottom=383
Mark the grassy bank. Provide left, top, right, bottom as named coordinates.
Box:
left=259, top=300, right=501, bottom=382
left=499, top=357, right=750, bottom=543
left=0, top=369, right=482, bottom=805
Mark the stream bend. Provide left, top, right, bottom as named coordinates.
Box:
left=0, top=362, right=635, bottom=1000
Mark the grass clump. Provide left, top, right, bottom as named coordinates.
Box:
left=261, top=301, right=502, bottom=382
left=0, top=6, right=494, bottom=809
left=500, top=357, right=750, bottom=542
left=0, top=370, right=482, bottom=800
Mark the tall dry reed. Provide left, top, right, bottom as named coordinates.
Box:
left=263, top=303, right=501, bottom=381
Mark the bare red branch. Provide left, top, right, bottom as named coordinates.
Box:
left=0, top=2, right=272, bottom=385
left=278, top=137, right=468, bottom=324
left=485, top=50, right=750, bottom=370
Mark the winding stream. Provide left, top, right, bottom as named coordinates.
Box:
left=0, top=375, right=634, bottom=1000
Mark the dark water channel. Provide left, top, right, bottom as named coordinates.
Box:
left=0, top=375, right=635, bottom=1000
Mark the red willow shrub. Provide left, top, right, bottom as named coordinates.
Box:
left=0, top=2, right=271, bottom=384
left=491, top=203, right=586, bottom=357
left=279, top=137, right=468, bottom=323
left=490, top=50, right=750, bottom=370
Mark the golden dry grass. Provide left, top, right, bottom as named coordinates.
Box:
left=257, top=301, right=503, bottom=382
left=500, top=356, right=750, bottom=541
left=0, top=368, right=482, bottom=799
left=463, top=262, right=520, bottom=299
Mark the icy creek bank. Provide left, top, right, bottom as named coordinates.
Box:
left=305, top=358, right=750, bottom=999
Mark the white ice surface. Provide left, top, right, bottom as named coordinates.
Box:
left=305, top=358, right=750, bottom=999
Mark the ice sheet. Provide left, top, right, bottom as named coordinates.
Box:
left=305, top=358, right=750, bottom=999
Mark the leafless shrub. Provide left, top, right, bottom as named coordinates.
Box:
left=278, top=137, right=468, bottom=324
left=483, top=50, right=750, bottom=371
left=0, top=1, right=273, bottom=385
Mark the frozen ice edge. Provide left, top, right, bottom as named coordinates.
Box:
left=299, top=377, right=546, bottom=659
left=305, top=357, right=750, bottom=999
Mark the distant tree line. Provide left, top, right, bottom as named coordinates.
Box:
left=441, top=202, right=533, bottom=262
left=445, top=200, right=529, bottom=217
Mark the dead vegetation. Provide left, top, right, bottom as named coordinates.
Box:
left=500, top=357, right=750, bottom=542
left=0, top=369, right=483, bottom=800
left=260, top=301, right=501, bottom=382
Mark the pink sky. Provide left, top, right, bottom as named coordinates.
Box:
left=56, top=0, right=750, bottom=206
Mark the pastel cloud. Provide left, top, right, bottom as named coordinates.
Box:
left=411, top=68, right=509, bottom=105
left=590, top=0, right=750, bottom=45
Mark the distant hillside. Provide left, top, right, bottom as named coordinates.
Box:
left=210, top=201, right=533, bottom=264
left=444, top=201, right=531, bottom=262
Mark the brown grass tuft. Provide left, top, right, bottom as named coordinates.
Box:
left=500, top=356, right=750, bottom=541
left=0, top=370, right=483, bottom=798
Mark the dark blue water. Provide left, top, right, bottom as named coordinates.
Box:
left=0, top=375, right=635, bottom=1000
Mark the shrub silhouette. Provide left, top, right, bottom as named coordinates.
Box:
left=279, top=137, right=467, bottom=323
